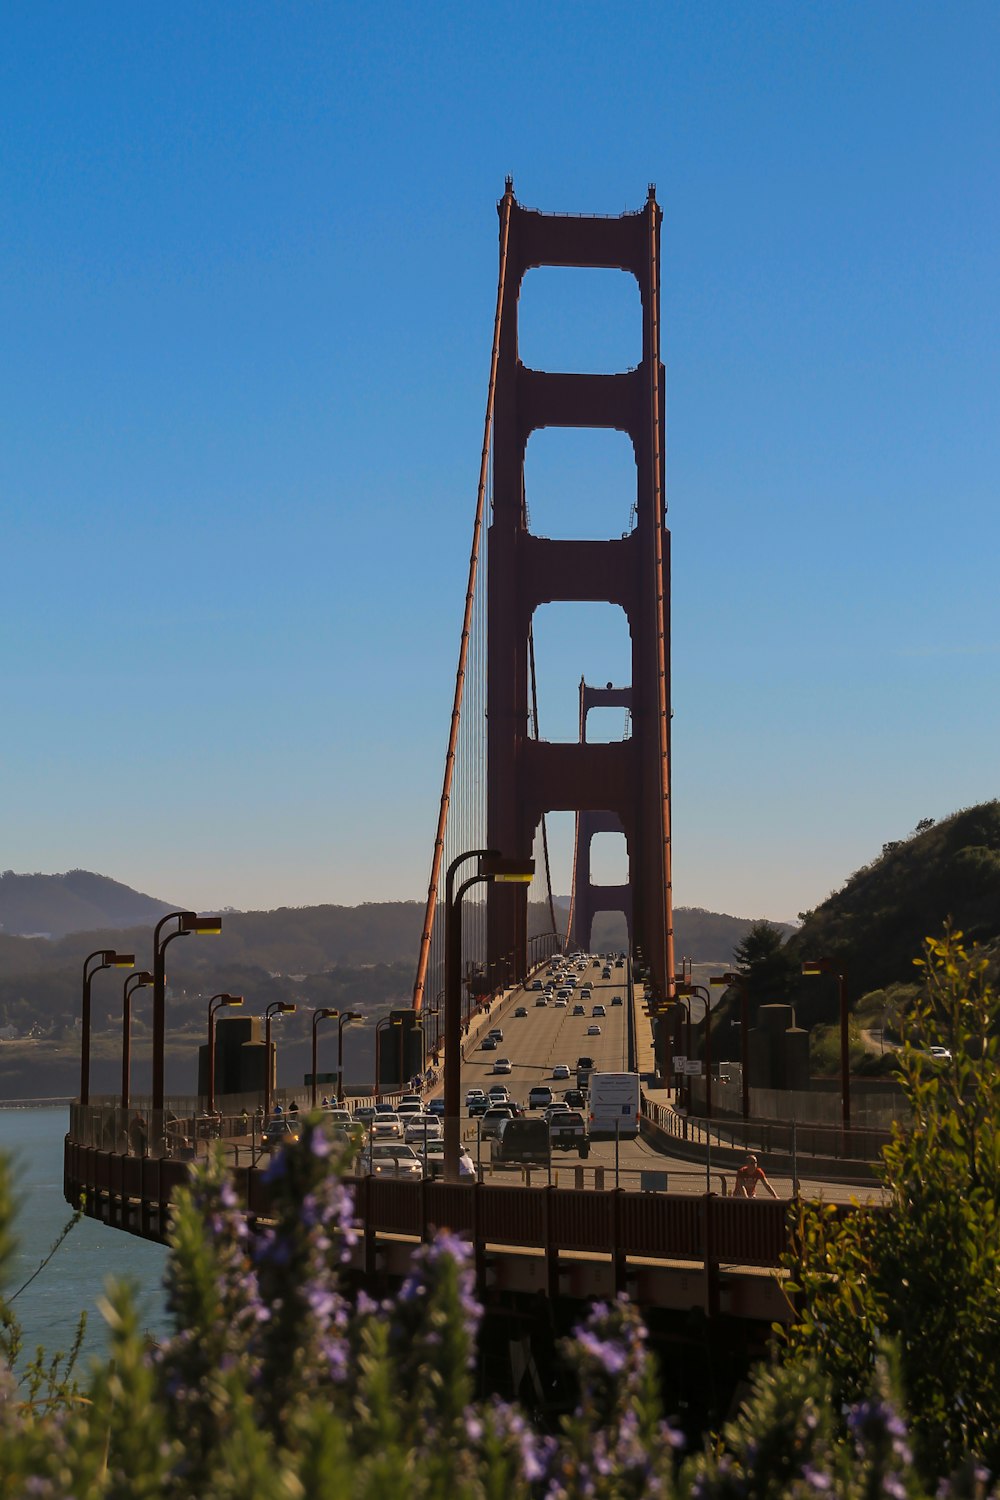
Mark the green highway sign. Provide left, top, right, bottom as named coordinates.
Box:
left=304, top=1071, right=338, bottom=1085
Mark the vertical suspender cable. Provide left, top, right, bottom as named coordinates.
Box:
left=562, top=678, right=586, bottom=952
left=647, top=190, right=675, bottom=995
left=527, top=623, right=558, bottom=940
left=412, top=185, right=514, bottom=1013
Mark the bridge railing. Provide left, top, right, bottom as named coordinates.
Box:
left=640, top=1091, right=890, bottom=1166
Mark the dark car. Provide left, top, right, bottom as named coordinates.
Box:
left=468, top=1096, right=490, bottom=1117
left=576, top=1056, right=595, bottom=1071
left=564, top=1088, right=586, bottom=1109
left=494, top=1117, right=550, bottom=1165
left=481, top=1035, right=497, bottom=1051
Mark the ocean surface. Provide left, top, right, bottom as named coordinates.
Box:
left=1, top=1107, right=169, bottom=1365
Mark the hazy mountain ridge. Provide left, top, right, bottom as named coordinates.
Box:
left=0, top=869, right=177, bottom=939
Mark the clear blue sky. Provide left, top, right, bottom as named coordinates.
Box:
left=1, top=3, right=997, bottom=925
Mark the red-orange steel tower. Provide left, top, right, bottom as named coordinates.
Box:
left=571, top=680, right=634, bottom=954
left=486, top=181, right=675, bottom=998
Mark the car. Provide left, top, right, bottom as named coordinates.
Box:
left=494, top=1117, right=550, bottom=1165
left=543, top=1101, right=570, bottom=1122
left=928, top=1046, right=952, bottom=1061
left=587, top=1024, right=602, bottom=1036
left=528, top=1085, right=553, bottom=1109
left=489, top=1027, right=504, bottom=1043
left=549, top=1110, right=589, bottom=1156
left=531, top=980, right=543, bottom=991
left=580, top=988, right=592, bottom=1000
left=535, top=996, right=548, bottom=1007
left=353, top=1105, right=377, bottom=1125
left=322, top=1107, right=354, bottom=1128
left=564, top=1088, right=586, bottom=1109
left=371, top=1114, right=404, bottom=1140
left=427, top=1096, right=446, bottom=1116
left=421, top=1140, right=447, bottom=1178
left=373, top=1103, right=397, bottom=1116
left=602, top=969, right=612, bottom=979
left=611, top=994, right=623, bottom=1006
left=514, top=1005, right=528, bottom=1017
left=396, top=1098, right=424, bottom=1116
left=468, top=1096, right=490, bottom=1117
left=552, top=1063, right=571, bottom=1080
left=593, top=1004, right=606, bottom=1017
left=481, top=1035, right=497, bottom=1050
left=398, top=1095, right=422, bottom=1109
left=466, top=1086, right=487, bottom=1106
left=555, top=997, right=568, bottom=1008
left=493, top=1057, right=512, bottom=1075
left=404, top=1114, right=443, bottom=1144
left=359, top=1143, right=422, bottom=1180
left=556, top=990, right=570, bottom=1001
left=261, top=1118, right=300, bottom=1151
left=480, top=1105, right=518, bottom=1139
left=576, top=1056, right=595, bottom=1071
left=488, top=1083, right=510, bottom=1102
left=572, top=1004, right=585, bottom=1016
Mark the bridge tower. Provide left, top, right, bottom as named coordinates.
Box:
left=570, top=680, right=633, bottom=954
left=487, top=181, right=674, bottom=998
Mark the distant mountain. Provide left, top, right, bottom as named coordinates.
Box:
left=551, top=898, right=795, bottom=964
left=0, top=870, right=177, bottom=940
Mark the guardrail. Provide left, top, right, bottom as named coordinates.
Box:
left=640, top=1091, right=889, bottom=1166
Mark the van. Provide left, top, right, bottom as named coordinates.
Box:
left=494, top=1117, right=550, bottom=1165
left=588, top=1072, right=640, bottom=1139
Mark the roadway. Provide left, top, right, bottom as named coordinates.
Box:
left=456, top=953, right=885, bottom=1205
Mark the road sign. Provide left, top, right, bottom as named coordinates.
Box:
left=304, top=1071, right=338, bottom=1086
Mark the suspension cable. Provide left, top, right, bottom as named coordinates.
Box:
left=411, top=184, right=514, bottom=1012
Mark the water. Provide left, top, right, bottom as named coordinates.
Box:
left=1, top=1108, right=169, bottom=1364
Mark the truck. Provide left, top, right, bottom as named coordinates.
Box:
left=588, top=1071, right=640, bottom=1139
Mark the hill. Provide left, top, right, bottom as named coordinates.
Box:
left=788, top=801, right=1000, bottom=1011
left=0, top=869, right=177, bottom=939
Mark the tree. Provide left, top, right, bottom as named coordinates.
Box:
left=732, top=920, right=798, bottom=1008
left=783, top=928, right=1000, bottom=1481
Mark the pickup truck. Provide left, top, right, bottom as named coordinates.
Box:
left=548, top=1110, right=589, bottom=1157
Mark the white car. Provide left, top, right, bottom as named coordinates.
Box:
left=593, top=1004, right=606, bottom=1017
left=493, top=1057, right=512, bottom=1074
left=552, top=1063, right=571, bottom=1080
left=396, top=1098, right=424, bottom=1117
left=404, top=1114, right=443, bottom=1144
left=587, top=1024, right=602, bottom=1036
left=928, top=1046, right=952, bottom=1061
left=361, top=1143, right=422, bottom=1179
left=371, top=1114, right=404, bottom=1140
left=466, top=1086, right=487, bottom=1106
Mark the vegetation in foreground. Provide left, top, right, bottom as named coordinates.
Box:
left=0, top=931, right=997, bottom=1496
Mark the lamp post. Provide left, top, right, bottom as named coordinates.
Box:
left=311, top=1008, right=339, bottom=1107
left=81, top=949, right=135, bottom=1106
left=802, top=958, right=850, bottom=1129
left=151, top=911, right=222, bottom=1112
left=374, top=1016, right=394, bottom=1100
left=264, top=1001, right=296, bottom=1120
left=337, top=1011, right=362, bottom=1102
left=711, top=972, right=751, bottom=1121
left=676, top=981, right=712, bottom=1118
left=120, top=969, right=153, bottom=1111
left=444, top=849, right=534, bottom=1181
left=207, top=993, right=244, bottom=1114
left=670, top=994, right=692, bottom=1108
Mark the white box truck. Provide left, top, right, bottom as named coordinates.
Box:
left=588, top=1071, right=640, bottom=1139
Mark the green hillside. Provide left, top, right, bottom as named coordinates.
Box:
left=789, top=801, right=1000, bottom=1008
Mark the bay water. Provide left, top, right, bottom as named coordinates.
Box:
left=1, top=1107, right=169, bottom=1365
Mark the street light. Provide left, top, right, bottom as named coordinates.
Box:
left=711, top=973, right=750, bottom=1121
left=120, top=969, right=153, bottom=1111
left=669, top=993, right=692, bottom=1109
left=311, top=1007, right=339, bottom=1108
left=373, top=1015, right=398, bottom=1101
left=802, top=958, right=851, bottom=1129
left=207, top=993, right=244, bottom=1114
left=676, top=981, right=712, bottom=1118
left=264, top=1001, right=296, bottom=1120
left=337, top=1011, right=363, bottom=1102
left=444, top=849, right=534, bottom=1181
left=80, top=949, right=135, bottom=1106
left=151, top=911, right=222, bottom=1112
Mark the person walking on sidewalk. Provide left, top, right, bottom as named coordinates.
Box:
left=734, top=1153, right=778, bottom=1199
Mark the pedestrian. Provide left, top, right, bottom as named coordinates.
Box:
left=288, top=1100, right=299, bottom=1117
left=274, top=1102, right=283, bottom=1117
left=733, top=1153, right=778, bottom=1199
left=458, top=1147, right=475, bottom=1180
left=321, top=1095, right=330, bottom=1109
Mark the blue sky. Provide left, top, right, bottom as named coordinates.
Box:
left=1, top=2, right=997, bottom=924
